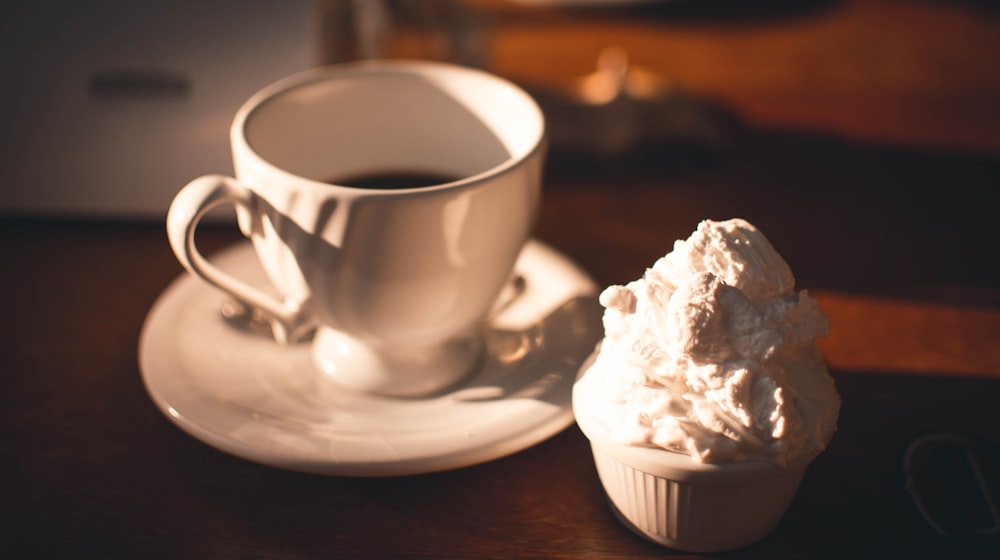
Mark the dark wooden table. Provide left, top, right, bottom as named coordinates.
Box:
left=3, top=1, right=1000, bottom=558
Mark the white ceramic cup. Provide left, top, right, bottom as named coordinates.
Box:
left=166, top=60, right=546, bottom=397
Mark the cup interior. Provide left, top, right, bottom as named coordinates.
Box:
left=240, top=62, right=545, bottom=187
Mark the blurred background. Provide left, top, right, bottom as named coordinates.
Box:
left=2, top=0, right=997, bottom=216
left=1, top=0, right=998, bottom=297
left=0, top=0, right=316, bottom=218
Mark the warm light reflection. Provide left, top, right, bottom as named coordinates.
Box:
left=813, top=291, right=1000, bottom=377
left=578, top=46, right=629, bottom=105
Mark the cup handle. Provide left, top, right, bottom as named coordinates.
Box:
left=166, top=174, right=310, bottom=344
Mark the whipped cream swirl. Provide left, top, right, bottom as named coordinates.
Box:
left=574, top=218, right=840, bottom=464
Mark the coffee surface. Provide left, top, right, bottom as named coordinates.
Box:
left=328, top=172, right=459, bottom=190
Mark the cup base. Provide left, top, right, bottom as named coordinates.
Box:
left=312, top=327, right=483, bottom=398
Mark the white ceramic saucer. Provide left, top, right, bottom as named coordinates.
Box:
left=139, top=240, right=602, bottom=476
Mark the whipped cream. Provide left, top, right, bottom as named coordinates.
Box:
left=574, top=218, right=840, bottom=464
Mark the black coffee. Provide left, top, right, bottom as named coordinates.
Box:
left=327, top=172, right=460, bottom=190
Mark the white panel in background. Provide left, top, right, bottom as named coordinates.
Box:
left=0, top=0, right=318, bottom=221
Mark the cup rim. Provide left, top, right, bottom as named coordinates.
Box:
left=230, top=59, right=547, bottom=196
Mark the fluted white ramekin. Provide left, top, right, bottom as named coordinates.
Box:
left=579, top=426, right=816, bottom=553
